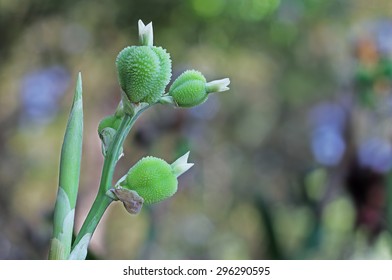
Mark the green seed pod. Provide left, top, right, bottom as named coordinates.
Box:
left=116, top=45, right=172, bottom=104
left=98, top=114, right=122, bottom=133
left=168, top=70, right=230, bottom=108
left=169, top=70, right=207, bottom=107
left=120, top=156, right=178, bottom=204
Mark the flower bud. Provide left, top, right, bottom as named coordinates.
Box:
left=98, top=101, right=124, bottom=134
left=118, top=153, right=193, bottom=205
left=98, top=114, right=121, bottom=133
left=116, top=45, right=172, bottom=104
left=168, top=70, right=230, bottom=107
left=97, top=112, right=123, bottom=157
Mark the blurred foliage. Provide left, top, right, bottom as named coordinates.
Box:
left=2, top=0, right=392, bottom=259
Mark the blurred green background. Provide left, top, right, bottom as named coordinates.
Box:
left=1, top=0, right=392, bottom=259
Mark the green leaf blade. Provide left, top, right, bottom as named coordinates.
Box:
left=59, top=72, right=83, bottom=205
left=49, top=73, right=84, bottom=259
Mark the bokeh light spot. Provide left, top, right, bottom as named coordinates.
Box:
left=239, top=0, right=280, bottom=21
left=192, top=0, right=225, bottom=18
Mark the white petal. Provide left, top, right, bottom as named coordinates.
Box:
left=138, top=20, right=153, bottom=46
left=206, top=78, right=230, bottom=93
left=171, top=151, right=194, bottom=177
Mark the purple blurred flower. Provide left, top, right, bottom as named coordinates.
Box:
left=358, top=137, right=392, bottom=173
left=20, top=66, right=70, bottom=125
left=311, top=127, right=345, bottom=166
left=309, top=102, right=347, bottom=166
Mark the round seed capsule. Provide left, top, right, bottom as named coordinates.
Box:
left=116, top=46, right=172, bottom=104
left=169, top=70, right=208, bottom=107
left=120, top=156, right=178, bottom=204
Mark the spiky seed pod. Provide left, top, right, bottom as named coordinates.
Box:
left=116, top=46, right=172, bottom=104
left=168, top=70, right=230, bottom=108
left=168, top=70, right=207, bottom=107
left=120, top=156, right=178, bottom=204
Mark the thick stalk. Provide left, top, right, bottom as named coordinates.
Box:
left=71, top=104, right=149, bottom=257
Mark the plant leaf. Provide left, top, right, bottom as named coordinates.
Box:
left=49, top=73, right=84, bottom=259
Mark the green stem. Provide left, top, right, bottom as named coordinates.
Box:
left=71, top=104, right=149, bottom=256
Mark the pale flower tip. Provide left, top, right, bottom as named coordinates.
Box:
left=138, top=20, right=153, bottom=46
left=182, top=151, right=191, bottom=161
left=171, top=151, right=194, bottom=177
left=145, top=22, right=153, bottom=30
left=206, top=78, right=231, bottom=93
left=138, top=19, right=145, bottom=29
left=172, top=163, right=194, bottom=178
left=171, top=151, right=191, bottom=166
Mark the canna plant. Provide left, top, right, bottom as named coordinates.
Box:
left=48, top=20, right=230, bottom=260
